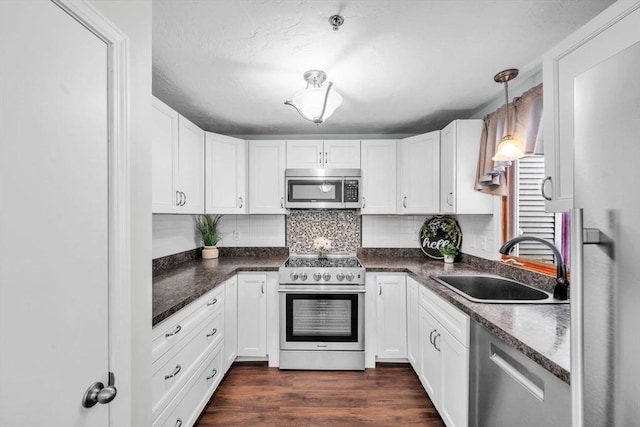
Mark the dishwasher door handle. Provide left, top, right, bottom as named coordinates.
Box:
left=490, top=352, right=544, bottom=401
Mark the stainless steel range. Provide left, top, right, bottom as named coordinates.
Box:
left=278, top=254, right=365, bottom=370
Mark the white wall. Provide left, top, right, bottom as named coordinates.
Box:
left=88, top=1, right=152, bottom=426
left=152, top=214, right=285, bottom=258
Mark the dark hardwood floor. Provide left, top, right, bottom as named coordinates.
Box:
left=195, top=363, right=446, bottom=426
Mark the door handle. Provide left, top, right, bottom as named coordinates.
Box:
left=261, top=281, right=265, bottom=294
left=403, top=196, right=407, bottom=208
left=281, top=196, right=284, bottom=208
left=362, top=196, right=366, bottom=209
left=319, top=151, right=322, bottom=164
left=429, top=329, right=436, bottom=346
left=324, top=151, right=328, bottom=165
left=433, top=333, right=441, bottom=351
left=238, top=196, right=243, bottom=208
left=181, top=191, right=186, bottom=206
left=82, top=372, right=117, bottom=408
left=176, top=190, right=181, bottom=206
left=447, top=192, right=453, bottom=206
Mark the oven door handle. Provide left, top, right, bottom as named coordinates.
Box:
left=277, top=289, right=366, bottom=294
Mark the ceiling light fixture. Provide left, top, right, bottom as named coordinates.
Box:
left=492, top=68, right=525, bottom=162
left=284, top=70, right=343, bottom=124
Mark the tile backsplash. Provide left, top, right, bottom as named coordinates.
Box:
left=286, top=210, right=361, bottom=253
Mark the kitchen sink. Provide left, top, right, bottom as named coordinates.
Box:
left=430, top=275, right=569, bottom=304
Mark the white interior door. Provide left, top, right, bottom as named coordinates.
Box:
left=0, top=1, right=111, bottom=425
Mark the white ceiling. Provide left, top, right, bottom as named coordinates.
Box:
left=153, top=0, right=614, bottom=136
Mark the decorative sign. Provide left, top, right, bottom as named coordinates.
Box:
left=419, top=215, right=462, bottom=259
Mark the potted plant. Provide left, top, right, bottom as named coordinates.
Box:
left=197, top=214, right=223, bottom=259
left=439, top=243, right=458, bottom=264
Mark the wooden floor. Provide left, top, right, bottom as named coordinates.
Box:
left=195, top=363, right=446, bottom=426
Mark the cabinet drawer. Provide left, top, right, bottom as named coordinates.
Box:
left=420, top=285, right=469, bottom=347
left=153, top=285, right=224, bottom=362
left=155, top=342, right=225, bottom=427
left=152, top=309, right=224, bottom=416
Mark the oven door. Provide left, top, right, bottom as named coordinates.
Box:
left=285, top=176, right=344, bottom=209
left=279, top=288, right=364, bottom=351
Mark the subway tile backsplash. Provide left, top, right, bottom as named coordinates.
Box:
left=361, top=215, right=425, bottom=248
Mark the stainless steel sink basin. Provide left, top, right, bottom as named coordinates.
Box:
left=430, top=275, right=569, bottom=304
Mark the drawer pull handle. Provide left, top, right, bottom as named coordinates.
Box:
left=165, top=325, right=182, bottom=338
left=206, top=328, right=218, bottom=338
left=206, top=368, right=218, bottom=381
left=207, top=298, right=218, bottom=306
left=490, top=351, right=544, bottom=401
left=164, top=364, right=182, bottom=380
left=175, top=418, right=182, bottom=427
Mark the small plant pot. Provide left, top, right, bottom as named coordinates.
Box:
left=443, top=255, right=455, bottom=264
left=202, top=246, right=219, bottom=259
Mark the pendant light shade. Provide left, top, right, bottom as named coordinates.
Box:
left=492, top=69, right=525, bottom=162
left=285, top=70, right=343, bottom=124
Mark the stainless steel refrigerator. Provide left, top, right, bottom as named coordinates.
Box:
left=571, top=22, right=640, bottom=426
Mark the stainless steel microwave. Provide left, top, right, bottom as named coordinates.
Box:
left=284, top=168, right=361, bottom=209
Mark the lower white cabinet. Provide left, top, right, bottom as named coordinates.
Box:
left=237, top=273, right=267, bottom=357
left=375, top=274, right=407, bottom=360
left=406, top=277, right=420, bottom=371
left=224, top=276, right=238, bottom=373
left=151, top=283, right=226, bottom=426
left=419, top=284, right=470, bottom=427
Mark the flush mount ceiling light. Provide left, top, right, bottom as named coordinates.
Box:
left=284, top=69, right=343, bottom=124
left=492, top=68, right=525, bottom=162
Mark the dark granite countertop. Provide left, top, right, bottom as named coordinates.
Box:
left=358, top=254, right=570, bottom=384
left=152, top=255, right=287, bottom=326
left=153, top=251, right=569, bottom=384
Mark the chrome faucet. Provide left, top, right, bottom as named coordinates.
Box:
left=499, top=235, right=569, bottom=300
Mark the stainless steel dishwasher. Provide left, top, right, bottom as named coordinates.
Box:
left=469, top=321, right=571, bottom=427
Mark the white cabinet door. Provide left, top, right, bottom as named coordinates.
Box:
left=224, top=276, right=238, bottom=372
left=419, top=306, right=441, bottom=406
left=286, top=140, right=323, bottom=168
left=439, top=326, right=470, bottom=427
left=398, top=131, right=440, bottom=214
left=406, top=277, right=419, bottom=372
left=324, top=140, right=361, bottom=169
left=543, top=2, right=640, bottom=212
left=152, top=97, right=179, bottom=213
left=361, top=140, right=397, bottom=214
left=249, top=140, right=286, bottom=214
left=440, top=120, right=492, bottom=215
left=205, top=132, right=247, bottom=214
left=177, top=115, right=205, bottom=214
left=237, top=273, right=267, bottom=357
left=376, top=275, right=407, bottom=360
left=286, top=140, right=360, bottom=169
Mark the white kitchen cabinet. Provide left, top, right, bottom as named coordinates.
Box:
left=398, top=131, right=440, bottom=214
left=360, top=139, right=398, bottom=214
left=224, top=276, right=238, bottom=373
left=376, top=274, right=407, bottom=360
left=205, top=132, right=247, bottom=214
left=248, top=140, right=286, bottom=214
left=237, top=273, right=267, bottom=357
left=418, top=284, right=470, bottom=427
left=406, top=277, right=420, bottom=371
left=286, top=140, right=360, bottom=169
left=542, top=3, right=640, bottom=212
left=151, top=284, right=225, bottom=424
left=152, top=97, right=205, bottom=214
left=440, top=120, right=492, bottom=214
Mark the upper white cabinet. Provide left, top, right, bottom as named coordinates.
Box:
left=542, top=2, right=640, bottom=212
left=152, top=97, right=204, bottom=214
left=205, top=132, right=247, bottom=214
left=440, top=120, right=492, bottom=214
left=398, top=131, right=440, bottom=214
left=286, top=140, right=360, bottom=169
left=248, top=140, right=287, bottom=214
left=360, top=140, right=398, bottom=214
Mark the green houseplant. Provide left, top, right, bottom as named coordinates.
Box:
left=197, top=214, right=223, bottom=259
left=439, top=243, right=458, bottom=264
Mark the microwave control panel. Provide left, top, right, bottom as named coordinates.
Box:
left=344, top=180, right=359, bottom=202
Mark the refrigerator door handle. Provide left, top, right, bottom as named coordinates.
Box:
left=570, top=208, right=585, bottom=427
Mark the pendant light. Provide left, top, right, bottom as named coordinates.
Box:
left=285, top=70, right=343, bottom=124
left=492, top=68, right=525, bottom=161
